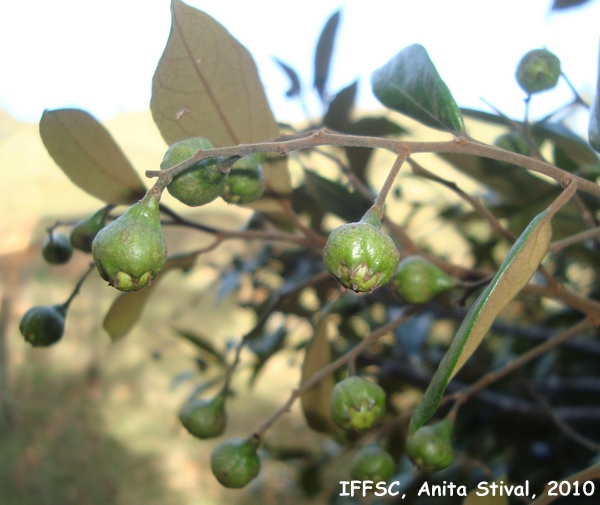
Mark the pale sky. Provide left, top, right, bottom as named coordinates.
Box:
left=1, top=0, right=599, bottom=130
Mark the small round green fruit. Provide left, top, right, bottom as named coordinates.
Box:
left=391, top=256, right=455, bottom=304
left=221, top=154, right=265, bottom=204
left=19, top=304, right=66, bottom=347
left=42, top=233, right=73, bottom=265
left=406, top=419, right=454, bottom=472
left=179, top=392, right=227, bottom=439
left=516, top=49, right=561, bottom=95
left=323, top=210, right=399, bottom=293
left=161, top=137, right=228, bottom=207
left=330, top=376, right=386, bottom=433
left=351, top=445, right=396, bottom=482
left=70, top=207, right=110, bottom=253
left=211, top=436, right=261, bottom=489
left=91, top=191, right=167, bottom=292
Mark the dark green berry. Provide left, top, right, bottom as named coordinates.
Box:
left=179, top=391, right=227, bottom=439
left=516, top=49, right=561, bottom=95
left=19, top=304, right=66, bottom=347
left=323, top=209, right=399, bottom=293
left=351, top=445, right=396, bottom=482
left=161, top=137, right=228, bottom=207
left=330, top=376, right=386, bottom=433
left=406, top=419, right=454, bottom=472
left=211, top=436, right=261, bottom=488
left=42, top=233, right=73, bottom=264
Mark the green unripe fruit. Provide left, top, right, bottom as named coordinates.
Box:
left=179, top=392, right=227, bottom=439
left=330, top=376, right=386, bottom=433
left=19, top=304, right=66, bottom=347
left=516, top=49, right=561, bottom=95
left=70, top=207, right=110, bottom=253
left=91, top=191, right=167, bottom=292
left=161, top=137, right=228, bottom=207
left=211, top=436, right=261, bottom=489
left=42, top=233, right=73, bottom=265
left=323, top=209, right=400, bottom=293
left=406, top=419, right=454, bottom=472
left=221, top=154, right=265, bottom=204
left=391, top=256, right=455, bottom=304
left=351, top=445, right=396, bottom=482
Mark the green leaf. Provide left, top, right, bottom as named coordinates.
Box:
left=39, top=109, right=146, bottom=205
left=273, top=57, right=302, bottom=98
left=589, top=43, right=600, bottom=153
left=323, top=80, right=358, bottom=131
left=313, top=9, right=341, bottom=101
left=173, top=328, right=226, bottom=366
left=408, top=184, right=576, bottom=434
left=103, top=252, right=199, bottom=341
left=532, top=122, right=599, bottom=169
left=371, top=44, right=465, bottom=134
left=303, top=169, right=372, bottom=223
left=151, top=0, right=280, bottom=148
left=300, top=315, right=344, bottom=438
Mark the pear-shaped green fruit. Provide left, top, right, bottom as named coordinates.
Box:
left=516, top=49, right=561, bottom=95
left=323, top=209, right=399, bottom=293
left=211, top=436, right=261, bottom=489
left=42, top=233, right=73, bottom=265
left=406, top=419, right=454, bottom=472
left=19, top=304, right=66, bottom=347
left=221, top=154, right=265, bottom=204
left=161, top=137, right=228, bottom=207
left=351, top=445, right=396, bottom=482
left=91, top=191, right=167, bottom=292
left=330, top=376, right=386, bottom=433
left=391, top=256, right=455, bottom=304
left=70, top=207, right=110, bottom=253
left=179, top=391, right=227, bottom=439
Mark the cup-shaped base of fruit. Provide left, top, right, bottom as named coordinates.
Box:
left=211, top=435, right=261, bottom=489
left=330, top=376, right=386, bottom=433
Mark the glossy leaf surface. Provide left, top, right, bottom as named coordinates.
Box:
left=371, top=44, right=465, bottom=134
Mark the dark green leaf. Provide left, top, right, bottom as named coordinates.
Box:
left=151, top=0, right=280, bottom=147
left=303, top=169, right=372, bottom=223
left=313, top=9, right=341, bottom=101
left=371, top=44, right=465, bottom=134
left=323, top=80, right=358, bottom=131
left=173, top=328, right=226, bottom=365
left=552, top=0, right=593, bottom=10
left=39, top=109, right=146, bottom=205
left=273, top=57, right=302, bottom=98
left=532, top=122, right=599, bottom=169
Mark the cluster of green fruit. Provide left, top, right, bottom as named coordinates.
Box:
left=176, top=374, right=453, bottom=490
left=160, top=137, right=265, bottom=207
left=323, top=208, right=455, bottom=303
left=20, top=138, right=267, bottom=347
